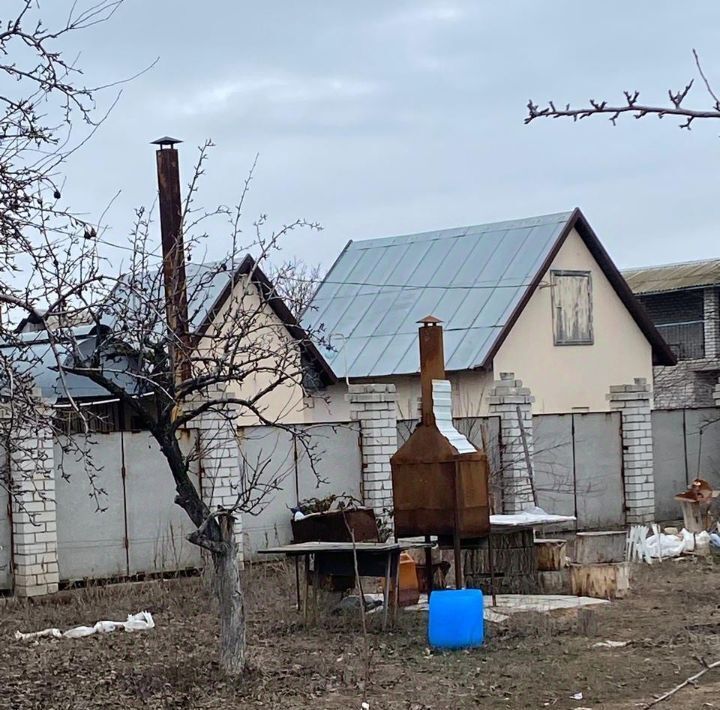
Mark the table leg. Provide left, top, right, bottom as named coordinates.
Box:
left=313, top=554, right=320, bottom=624
left=382, top=552, right=391, bottom=631
left=392, top=551, right=400, bottom=626
left=303, top=555, right=310, bottom=624
left=424, top=535, right=433, bottom=598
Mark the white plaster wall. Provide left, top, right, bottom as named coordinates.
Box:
left=493, top=228, right=654, bottom=413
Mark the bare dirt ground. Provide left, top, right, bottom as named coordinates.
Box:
left=2, top=559, right=720, bottom=709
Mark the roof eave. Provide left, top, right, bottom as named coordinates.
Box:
left=480, top=207, right=676, bottom=369
left=195, top=255, right=337, bottom=386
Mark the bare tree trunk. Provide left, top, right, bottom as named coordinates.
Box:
left=212, top=514, right=246, bottom=675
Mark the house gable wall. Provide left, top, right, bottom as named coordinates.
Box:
left=493, top=228, right=654, bottom=413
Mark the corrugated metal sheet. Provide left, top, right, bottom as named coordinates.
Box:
left=303, top=211, right=574, bottom=378
left=622, top=259, right=720, bottom=295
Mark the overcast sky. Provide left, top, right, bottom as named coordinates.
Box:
left=56, top=1, right=720, bottom=272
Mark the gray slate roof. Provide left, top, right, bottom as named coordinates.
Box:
left=304, top=211, right=575, bottom=378
left=622, top=258, right=720, bottom=295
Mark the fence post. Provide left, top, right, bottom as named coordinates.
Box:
left=608, top=378, right=655, bottom=524
left=487, top=372, right=536, bottom=514
left=713, top=382, right=720, bottom=408
left=347, top=383, right=397, bottom=529
left=193, top=384, right=243, bottom=564
left=3, top=392, right=59, bottom=597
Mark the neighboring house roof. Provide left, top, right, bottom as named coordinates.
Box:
left=0, top=326, right=137, bottom=402
left=6, top=255, right=335, bottom=401
left=304, top=208, right=675, bottom=378
left=622, top=258, right=720, bottom=295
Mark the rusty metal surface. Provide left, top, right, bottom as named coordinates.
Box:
left=291, top=509, right=378, bottom=544
left=390, top=321, right=490, bottom=542
left=155, top=143, right=191, bottom=381
left=418, top=320, right=446, bottom=425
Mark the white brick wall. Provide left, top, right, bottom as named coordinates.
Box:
left=193, top=384, right=243, bottom=562
left=608, top=377, right=655, bottom=524
left=487, top=372, right=535, bottom=514
left=705, top=287, right=719, bottom=359
left=3, top=397, right=59, bottom=597
left=347, top=384, right=396, bottom=526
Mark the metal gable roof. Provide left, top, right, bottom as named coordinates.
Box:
left=304, top=211, right=575, bottom=378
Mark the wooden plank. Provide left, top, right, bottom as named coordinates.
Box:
left=535, top=539, right=567, bottom=571
left=570, top=562, right=629, bottom=599
left=573, top=531, right=627, bottom=564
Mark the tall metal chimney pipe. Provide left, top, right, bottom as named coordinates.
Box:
left=152, top=136, right=191, bottom=383
left=417, top=315, right=446, bottom=426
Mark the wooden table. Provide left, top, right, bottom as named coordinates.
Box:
left=259, top=541, right=432, bottom=630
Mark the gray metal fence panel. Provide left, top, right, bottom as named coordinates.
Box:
left=533, top=414, right=576, bottom=518
left=123, top=431, right=203, bottom=575
left=0, top=446, right=11, bottom=590
left=683, top=408, right=720, bottom=488
left=55, top=434, right=128, bottom=581
left=239, top=426, right=297, bottom=557
left=652, top=410, right=688, bottom=521
left=573, top=412, right=624, bottom=529
left=296, top=423, right=362, bottom=503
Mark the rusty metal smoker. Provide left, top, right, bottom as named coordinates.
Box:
left=391, top=316, right=491, bottom=590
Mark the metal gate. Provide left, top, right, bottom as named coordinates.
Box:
left=0, top=445, right=11, bottom=590
left=533, top=411, right=625, bottom=529
left=241, top=422, right=363, bottom=558
left=55, top=431, right=202, bottom=582
left=653, top=407, right=720, bottom=521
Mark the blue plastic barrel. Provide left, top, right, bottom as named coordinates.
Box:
left=428, top=589, right=484, bottom=649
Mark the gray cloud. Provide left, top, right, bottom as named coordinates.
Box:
left=53, top=0, right=720, bottom=272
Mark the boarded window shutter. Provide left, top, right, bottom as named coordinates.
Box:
left=551, top=270, right=593, bottom=345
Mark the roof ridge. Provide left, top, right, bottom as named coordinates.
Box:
left=347, top=210, right=575, bottom=249
left=622, top=256, right=720, bottom=273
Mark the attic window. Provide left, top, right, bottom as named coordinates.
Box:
left=551, top=270, right=594, bottom=345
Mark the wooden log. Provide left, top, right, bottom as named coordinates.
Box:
left=569, top=562, right=629, bottom=599
left=573, top=531, right=627, bottom=564
left=535, top=539, right=567, bottom=571
left=538, top=569, right=571, bottom=595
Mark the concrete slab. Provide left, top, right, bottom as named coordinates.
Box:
left=402, top=593, right=609, bottom=624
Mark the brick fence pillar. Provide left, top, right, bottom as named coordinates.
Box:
left=487, top=372, right=535, bottom=514
left=347, top=384, right=396, bottom=526
left=713, top=379, right=720, bottom=408
left=704, top=287, right=719, bottom=359
left=608, top=378, right=655, bottom=524
left=193, top=385, right=243, bottom=563
left=1, top=395, right=59, bottom=597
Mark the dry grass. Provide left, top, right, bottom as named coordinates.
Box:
left=2, top=558, right=720, bottom=708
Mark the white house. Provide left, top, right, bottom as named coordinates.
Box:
left=303, top=208, right=675, bottom=420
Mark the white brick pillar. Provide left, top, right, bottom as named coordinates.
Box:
left=193, top=385, right=243, bottom=563
left=714, top=382, right=720, bottom=408
left=3, top=397, right=59, bottom=597
left=704, top=287, right=719, bottom=359
left=608, top=378, right=655, bottom=524
left=347, top=384, right=397, bottom=526
left=488, top=372, right=535, bottom=514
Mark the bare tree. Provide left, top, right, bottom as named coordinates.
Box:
left=0, top=2, right=133, bottom=525
left=267, top=257, right=325, bottom=320
left=526, top=49, right=720, bottom=130
left=0, top=1, right=327, bottom=676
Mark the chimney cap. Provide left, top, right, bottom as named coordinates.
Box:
left=151, top=136, right=183, bottom=148
left=418, top=315, right=443, bottom=326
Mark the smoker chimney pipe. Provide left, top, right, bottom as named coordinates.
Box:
left=417, top=315, right=446, bottom=426
left=153, top=136, right=191, bottom=383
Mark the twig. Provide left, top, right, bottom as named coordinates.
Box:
left=645, top=659, right=720, bottom=707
